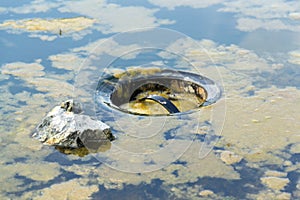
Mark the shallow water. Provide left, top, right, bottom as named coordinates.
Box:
left=1, top=0, right=300, bottom=199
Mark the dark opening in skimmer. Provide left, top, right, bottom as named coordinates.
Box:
left=97, top=68, right=221, bottom=116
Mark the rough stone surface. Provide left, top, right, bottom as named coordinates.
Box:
left=33, top=99, right=114, bottom=149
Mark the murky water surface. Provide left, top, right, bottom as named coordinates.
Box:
left=1, top=1, right=300, bottom=199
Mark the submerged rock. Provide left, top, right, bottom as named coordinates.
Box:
left=33, top=99, right=114, bottom=149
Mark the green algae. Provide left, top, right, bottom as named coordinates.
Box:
left=0, top=35, right=299, bottom=199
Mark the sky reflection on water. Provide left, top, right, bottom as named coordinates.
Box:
left=1, top=0, right=300, bottom=199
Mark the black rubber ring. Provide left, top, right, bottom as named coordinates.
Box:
left=141, top=94, right=180, bottom=114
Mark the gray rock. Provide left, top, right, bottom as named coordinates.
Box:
left=33, top=99, right=114, bottom=149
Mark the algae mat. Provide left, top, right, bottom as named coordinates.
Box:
left=1, top=1, right=300, bottom=199
left=1, top=36, right=299, bottom=199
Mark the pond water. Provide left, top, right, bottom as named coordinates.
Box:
left=1, top=0, right=300, bottom=199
